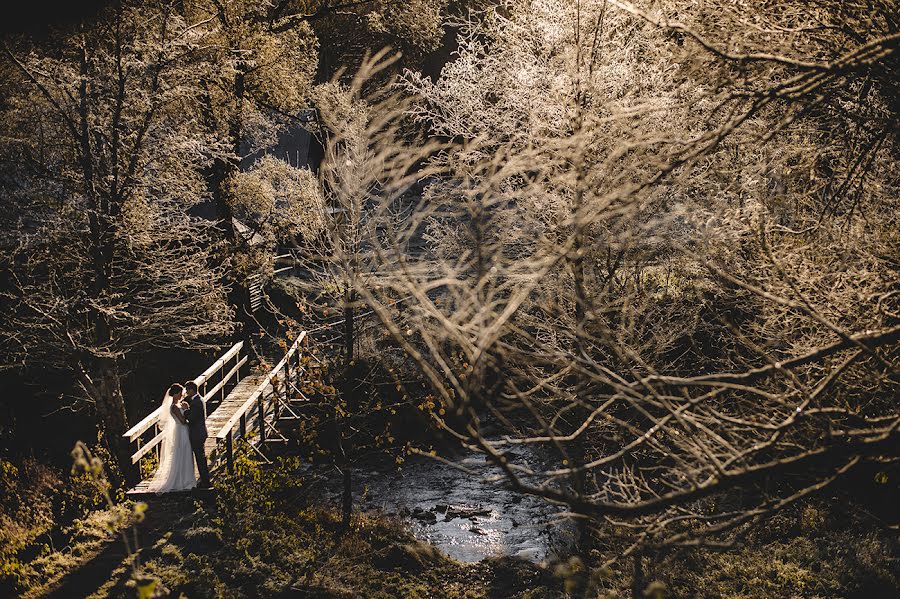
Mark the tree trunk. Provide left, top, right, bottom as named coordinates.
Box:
left=210, top=156, right=256, bottom=348
left=338, top=287, right=356, bottom=529
left=93, top=358, right=138, bottom=486
left=631, top=552, right=645, bottom=599
left=344, top=288, right=355, bottom=367
left=341, top=458, right=352, bottom=529
left=335, top=405, right=353, bottom=530
left=199, top=69, right=253, bottom=351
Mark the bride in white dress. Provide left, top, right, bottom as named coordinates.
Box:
left=147, top=383, right=197, bottom=493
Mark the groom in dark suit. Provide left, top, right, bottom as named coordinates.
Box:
left=183, top=381, right=211, bottom=488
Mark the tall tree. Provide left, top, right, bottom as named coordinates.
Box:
left=183, top=0, right=319, bottom=341
left=374, top=0, right=899, bottom=577
left=0, top=0, right=235, bottom=482
left=284, top=51, right=446, bottom=526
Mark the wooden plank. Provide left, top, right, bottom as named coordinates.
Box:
left=124, top=406, right=163, bottom=442
left=215, top=380, right=272, bottom=440
left=126, top=481, right=153, bottom=496
left=202, top=355, right=248, bottom=404
left=123, top=341, right=243, bottom=441
left=206, top=379, right=265, bottom=437
left=131, top=429, right=165, bottom=464
left=126, top=481, right=216, bottom=497
left=215, top=333, right=306, bottom=440
left=193, top=341, right=244, bottom=387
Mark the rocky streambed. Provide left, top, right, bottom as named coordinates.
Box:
left=347, top=445, right=576, bottom=563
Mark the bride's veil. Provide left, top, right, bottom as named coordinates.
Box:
left=147, top=392, right=177, bottom=490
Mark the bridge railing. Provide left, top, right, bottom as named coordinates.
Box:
left=123, top=341, right=248, bottom=469
left=273, top=250, right=297, bottom=276
left=214, top=332, right=308, bottom=472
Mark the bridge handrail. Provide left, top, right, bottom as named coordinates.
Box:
left=123, top=341, right=244, bottom=448
left=193, top=341, right=244, bottom=388
left=216, top=332, right=306, bottom=441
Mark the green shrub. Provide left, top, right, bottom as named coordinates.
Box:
left=0, top=441, right=137, bottom=595
left=0, top=458, right=62, bottom=594
left=651, top=501, right=899, bottom=598
left=135, top=454, right=547, bottom=598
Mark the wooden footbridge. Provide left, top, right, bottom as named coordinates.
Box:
left=123, top=332, right=310, bottom=495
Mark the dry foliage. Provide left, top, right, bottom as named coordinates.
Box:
left=332, top=0, right=900, bottom=561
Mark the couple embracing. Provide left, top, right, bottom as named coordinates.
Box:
left=147, top=381, right=212, bottom=493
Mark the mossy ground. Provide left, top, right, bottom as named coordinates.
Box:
left=7, top=455, right=898, bottom=598
left=24, top=454, right=564, bottom=598
left=41, top=497, right=560, bottom=598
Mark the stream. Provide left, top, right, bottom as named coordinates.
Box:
left=331, top=443, right=576, bottom=563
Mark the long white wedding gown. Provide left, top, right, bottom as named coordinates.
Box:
left=147, top=393, right=197, bottom=493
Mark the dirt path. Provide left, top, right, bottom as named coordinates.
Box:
left=37, top=493, right=205, bottom=599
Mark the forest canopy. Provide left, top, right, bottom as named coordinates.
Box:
left=0, top=1, right=897, bottom=597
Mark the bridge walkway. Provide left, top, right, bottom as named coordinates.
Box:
left=124, top=333, right=308, bottom=496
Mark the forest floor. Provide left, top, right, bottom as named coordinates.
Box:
left=10, top=455, right=898, bottom=598
left=29, top=491, right=563, bottom=599
left=20, top=482, right=899, bottom=598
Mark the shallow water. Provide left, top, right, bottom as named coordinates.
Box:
left=348, top=444, right=576, bottom=563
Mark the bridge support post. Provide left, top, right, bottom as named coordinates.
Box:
left=226, top=434, right=234, bottom=473
left=258, top=393, right=266, bottom=446
left=284, top=356, right=291, bottom=400
left=220, top=358, right=226, bottom=404
left=273, top=377, right=282, bottom=421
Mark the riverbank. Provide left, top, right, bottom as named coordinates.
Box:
left=22, top=458, right=565, bottom=598
left=308, top=444, right=576, bottom=564
left=6, top=451, right=897, bottom=598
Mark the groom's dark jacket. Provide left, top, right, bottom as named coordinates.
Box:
left=184, top=393, right=208, bottom=445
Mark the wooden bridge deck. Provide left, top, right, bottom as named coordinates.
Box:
left=126, top=369, right=268, bottom=496
left=202, top=373, right=270, bottom=457
left=125, top=334, right=307, bottom=497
